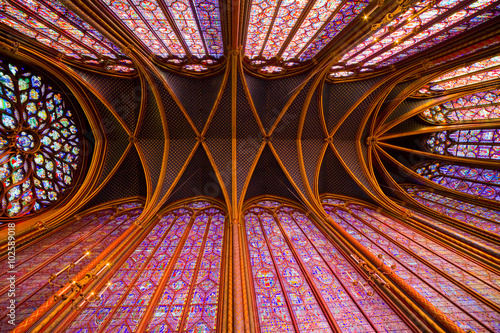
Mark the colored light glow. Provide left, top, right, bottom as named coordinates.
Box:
left=405, top=185, right=500, bottom=239
left=0, top=59, right=82, bottom=217
left=101, top=0, right=224, bottom=60
left=244, top=201, right=411, bottom=332
left=415, top=161, right=500, bottom=201
left=0, top=208, right=141, bottom=327
left=101, top=0, right=179, bottom=57
left=422, top=89, right=500, bottom=123
left=323, top=200, right=500, bottom=332
left=244, top=0, right=368, bottom=61
left=425, top=129, right=500, bottom=160
left=419, top=55, right=500, bottom=94
left=66, top=203, right=225, bottom=333
left=0, top=0, right=123, bottom=60
left=332, top=0, right=500, bottom=73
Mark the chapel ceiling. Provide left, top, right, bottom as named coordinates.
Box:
left=0, top=0, right=499, bottom=230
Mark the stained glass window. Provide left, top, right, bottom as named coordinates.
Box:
left=330, top=0, right=500, bottom=77
left=322, top=198, right=500, bottom=332
left=418, top=55, right=500, bottom=94
left=0, top=59, right=83, bottom=218
left=68, top=201, right=226, bottom=333
left=404, top=185, right=500, bottom=239
left=100, top=0, right=223, bottom=62
left=244, top=0, right=369, bottom=65
left=415, top=161, right=500, bottom=201
left=421, top=89, right=500, bottom=123
left=425, top=129, right=500, bottom=160
left=244, top=200, right=412, bottom=332
left=0, top=203, right=143, bottom=330
left=0, top=0, right=134, bottom=72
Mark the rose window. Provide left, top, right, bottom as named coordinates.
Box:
left=0, top=60, right=82, bottom=217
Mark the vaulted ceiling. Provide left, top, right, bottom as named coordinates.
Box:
left=0, top=0, right=499, bottom=234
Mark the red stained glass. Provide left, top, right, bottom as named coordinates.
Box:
left=421, top=89, right=500, bottom=124
left=323, top=199, right=500, bottom=332
left=244, top=200, right=411, bottom=332
left=0, top=0, right=124, bottom=62
left=0, top=203, right=143, bottom=331
left=331, top=0, right=500, bottom=77
left=67, top=201, right=226, bottom=333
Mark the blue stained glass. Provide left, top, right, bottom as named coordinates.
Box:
left=0, top=59, right=82, bottom=217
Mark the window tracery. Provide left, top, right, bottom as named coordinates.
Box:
left=99, top=0, right=224, bottom=70
left=330, top=0, right=500, bottom=78
left=421, top=88, right=500, bottom=124
left=424, top=129, right=500, bottom=160
left=68, top=200, right=226, bottom=333
left=0, top=59, right=83, bottom=218
left=418, top=55, right=500, bottom=95
left=415, top=161, right=500, bottom=201
left=0, top=202, right=143, bottom=331
left=322, top=198, right=500, bottom=333
left=243, top=199, right=411, bottom=332
left=244, top=0, right=369, bottom=69
left=0, top=0, right=134, bottom=73
left=404, top=185, right=500, bottom=239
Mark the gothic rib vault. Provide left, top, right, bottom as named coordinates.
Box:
left=0, top=0, right=500, bottom=332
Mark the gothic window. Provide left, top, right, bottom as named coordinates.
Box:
left=322, top=198, right=500, bottom=333
left=0, top=202, right=143, bottom=329
left=100, top=0, right=224, bottom=62
left=418, top=55, right=500, bottom=95
left=243, top=200, right=411, bottom=332
left=330, top=0, right=500, bottom=78
left=404, top=185, right=500, bottom=239
left=415, top=161, right=500, bottom=201
left=68, top=201, right=226, bottom=333
left=421, top=89, right=500, bottom=124
left=424, top=129, right=500, bottom=160
left=244, top=0, right=369, bottom=67
left=0, top=0, right=134, bottom=72
left=0, top=59, right=84, bottom=218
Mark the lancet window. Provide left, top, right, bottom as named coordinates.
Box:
left=243, top=199, right=412, bottom=332
left=0, top=202, right=143, bottom=331
left=404, top=185, right=500, bottom=238
left=415, top=161, right=500, bottom=201
left=330, top=0, right=500, bottom=78
left=0, top=0, right=133, bottom=72
left=322, top=197, right=500, bottom=333
left=421, top=89, right=500, bottom=124
left=424, top=129, right=500, bottom=160
left=67, top=200, right=226, bottom=333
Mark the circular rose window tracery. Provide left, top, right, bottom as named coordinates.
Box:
left=0, top=60, right=83, bottom=218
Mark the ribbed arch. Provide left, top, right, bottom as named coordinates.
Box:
left=242, top=198, right=412, bottom=332
left=321, top=197, right=500, bottom=333
left=0, top=200, right=143, bottom=332
left=66, top=198, right=227, bottom=333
